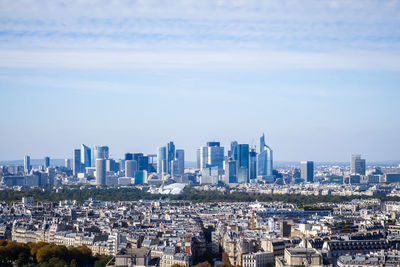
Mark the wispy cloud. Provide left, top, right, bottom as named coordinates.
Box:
left=0, top=0, right=400, bottom=70
left=1, top=49, right=399, bottom=71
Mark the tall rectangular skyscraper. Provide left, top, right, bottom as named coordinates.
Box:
left=175, top=149, right=185, bottom=176
left=65, top=158, right=71, bottom=169
left=73, top=149, right=81, bottom=176
left=81, top=144, right=91, bottom=169
left=24, top=155, right=31, bottom=173
left=157, top=146, right=167, bottom=174
left=44, top=156, right=50, bottom=168
left=196, top=149, right=200, bottom=169
left=199, top=146, right=208, bottom=170
left=93, top=146, right=109, bottom=164
left=95, top=158, right=106, bottom=186
left=351, top=154, right=366, bottom=175
left=225, top=159, right=237, bottom=184
left=228, top=141, right=238, bottom=160
left=199, top=142, right=224, bottom=171
left=300, top=161, right=314, bottom=182
left=249, top=148, right=257, bottom=180
left=125, top=160, right=137, bottom=178
left=166, top=141, right=175, bottom=174
left=237, top=144, right=249, bottom=183
left=134, top=153, right=149, bottom=171
left=257, top=134, right=274, bottom=182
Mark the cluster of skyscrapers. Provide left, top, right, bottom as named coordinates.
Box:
left=157, top=142, right=185, bottom=177
left=197, top=134, right=274, bottom=184
left=19, top=134, right=373, bottom=187
left=20, top=134, right=276, bottom=186
left=65, top=135, right=276, bottom=186
left=70, top=144, right=160, bottom=186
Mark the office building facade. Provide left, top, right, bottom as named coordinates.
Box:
left=200, top=142, right=224, bottom=171
left=157, top=146, right=167, bottom=174
left=166, top=142, right=175, bottom=174
left=81, top=144, right=91, bottom=169
left=249, top=148, right=257, bottom=180
left=93, top=146, right=109, bottom=165
left=44, top=156, right=50, bottom=168
left=24, top=155, right=31, bottom=173
left=175, top=149, right=185, bottom=176
left=125, top=160, right=137, bottom=178
left=351, top=154, right=366, bottom=175
left=225, top=158, right=237, bottom=184
left=300, top=161, right=314, bottom=182
left=95, top=158, right=106, bottom=186
left=257, top=134, right=274, bottom=182
left=237, top=144, right=250, bottom=183
left=73, top=149, right=81, bottom=176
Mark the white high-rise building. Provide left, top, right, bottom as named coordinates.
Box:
left=125, top=160, right=137, bottom=178
left=95, top=158, right=106, bottom=186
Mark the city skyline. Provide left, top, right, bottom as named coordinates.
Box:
left=2, top=2, right=400, bottom=267
left=1, top=0, right=399, bottom=162
left=0, top=138, right=399, bottom=163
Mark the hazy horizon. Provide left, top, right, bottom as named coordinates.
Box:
left=1, top=0, right=399, bottom=162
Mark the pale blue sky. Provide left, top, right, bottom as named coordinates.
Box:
left=0, top=0, right=399, bottom=161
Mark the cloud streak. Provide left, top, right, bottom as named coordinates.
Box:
left=0, top=0, right=399, bottom=71
left=1, top=49, right=399, bottom=71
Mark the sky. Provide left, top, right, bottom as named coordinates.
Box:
left=0, top=0, right=399, bottom=162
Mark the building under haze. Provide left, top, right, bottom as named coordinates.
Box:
left=134, top=153, right=149, bottom=171
left=199, top=142, right=224, bottom=171
left=157, top=146, right=167, bottom=175
left=24, top=155, right=31, bottom=173
left=174, top=149, right=185, bottom=176
left=166, top=141, right=175, bottom=175
left=81, top=144, right=91, bottom=169
left=228, top=141, right=238, bottom=160
left=134, top=170, right=147, bottom=185
left=225, top=158, right=237, bottom=184
left=125, top=153, right=133, bottom=161
left=73, top=149, right=81, bottom=176
left=125, top=160, right=137, bottom=178
left=95, top=158, right=106, bottom=186
left=93, top=146, right=109, bottom=166
left=249, top=148, right=257, bottom=180
left=65, top=158, right=71, bottom=169
left=301, top=161, right=314, bottom=183
left=196, top=149, right=200, bottom=169
left=237, top=144, right=250, bottom=183
left=257, top=134, right=274, bottom=182
left=44, top=156, right=50, bottom=168
left=351, top=154, right=366, bottom=175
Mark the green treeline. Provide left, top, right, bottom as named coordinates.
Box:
left=0, top=186, right=399, bottom=205
left=0, top=240, right=112, bottom=267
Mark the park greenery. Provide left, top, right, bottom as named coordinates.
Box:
left=0, top=186, right=400, bottom=206
left=0, top=240, right=112, bottom=267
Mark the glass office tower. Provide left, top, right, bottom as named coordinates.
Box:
left=81, top=144, right=91, bottom=169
